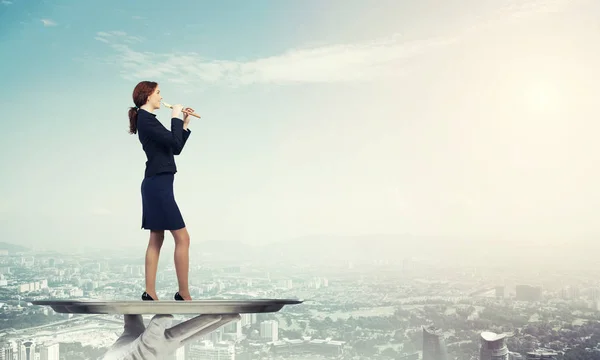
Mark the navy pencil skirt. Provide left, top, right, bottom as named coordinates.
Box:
left=140, top=172, right=186, bottom=231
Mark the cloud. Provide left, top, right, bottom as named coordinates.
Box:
left=96, top=33, right=457, bottom=86
left=95, top=31, right=144, bottom=45
left=41, top=19, right=57, bottom=27
left=2, top=1, right=13, bottom=5
left=95, top=0, right=575, bottom=86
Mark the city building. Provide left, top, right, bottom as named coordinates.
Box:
left=526, top=349, right=558, bottom=359
left=422, top=326, right=448, bottom=360
left=479, top=332, right=510, bottom=360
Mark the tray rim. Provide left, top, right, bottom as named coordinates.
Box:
left=30, top=298, right=303, bottom=305
left=29, top=298, right=304, bottom=314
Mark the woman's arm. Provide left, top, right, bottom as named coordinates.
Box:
left=138, top=116, right=187, bottom=154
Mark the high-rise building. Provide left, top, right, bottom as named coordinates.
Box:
left=21, top=340, right=35, bottom=360
left=260, top=320, right=278, bottom=342
left=495, top=286, right=505, bottom=298
left=422, top=326, right=448, bottom=360
left=39, top=343, right=60, bottom=360
left=479, top=332, right=510, bottom=360
left=223, top=321, right=243, bottom=341
left=240, top=313, right=256, bottom=327
left=0, top=341, right=16, bottom=360
left=185, top=341, right=234, bottom=360
left=195, top=327, right=223, bottom=344
left=515, top=285, right=542, bottom=301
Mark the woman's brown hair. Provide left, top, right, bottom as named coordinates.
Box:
left=128, top=81, right=158, bottom=134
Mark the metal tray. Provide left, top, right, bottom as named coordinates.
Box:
left=30, top=298, right=303, bottom=315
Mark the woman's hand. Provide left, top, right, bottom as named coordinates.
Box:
left=183, top=107, right=195, bottom=124
left=171, top=104, right=183, bottom=118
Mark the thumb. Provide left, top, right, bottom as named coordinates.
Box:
left=142, top=314, right=174, bottom=341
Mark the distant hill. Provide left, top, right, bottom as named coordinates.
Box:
left=189, top=234, right=437, bottom=265
left=197, top=239, right=254, bottom=252
left=0, top=242, right=30, bottom=254
left=269, top=233, right=438, bottom=257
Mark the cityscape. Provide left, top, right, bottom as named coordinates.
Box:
left=0, top=239, right=599, bottom=360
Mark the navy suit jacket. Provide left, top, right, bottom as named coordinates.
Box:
left=136, top=109, right=191, bottom=178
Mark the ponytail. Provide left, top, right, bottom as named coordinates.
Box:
left=129, top=81, right=158, bottom=134
left=128, top=107, right=138, bottom=134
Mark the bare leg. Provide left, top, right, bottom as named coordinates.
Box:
left=145, top=230, right=165, bottom=299
left=171, top=227, right=191, bottom=300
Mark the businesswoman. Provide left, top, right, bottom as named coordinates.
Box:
left=127, top=81, right=195, bottom=301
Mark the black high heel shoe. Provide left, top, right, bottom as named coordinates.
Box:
left=142, top=291, right=155, bottom=301
left=174, top=292, right=184, bottom=301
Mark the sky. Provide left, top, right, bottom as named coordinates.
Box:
left=1, top=0, right=600, bottom=252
